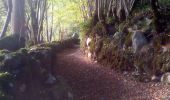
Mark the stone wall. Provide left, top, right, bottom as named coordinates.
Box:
left=0, top=38, right=78, bottom=100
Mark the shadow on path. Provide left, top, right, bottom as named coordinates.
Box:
left=53, top=47, right=170, bottom=100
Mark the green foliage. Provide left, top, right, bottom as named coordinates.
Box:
left=48, top=0, right=84, bottom=40
left=79, top=18, right=94, bottom=49
left=132, top=1, right=151, bottom=13
left=159, top=0, right=170, bottom=5
left=0, top=50, right=10, bottom=61
left=0, top=72, right=13, bottom=87
left=92, top=22, right=107, bottom=36
left=106, top=17, right=115, bottom=25
left=124, top=32, right=132, bottom=47
left=80, top=18, right=93, bottom=34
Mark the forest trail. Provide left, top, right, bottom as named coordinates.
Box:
left=54, top=46, right=170, bottom=100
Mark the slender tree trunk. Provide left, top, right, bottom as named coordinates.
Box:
left=45, top=8, right=49, bottom=42
left=50, top=0, right=54, bottom=42
left=37, top=0, right=47, bottom=43
left=28, top=0, right=39, bottom=43
left=0, top=0, right=12, bottom=38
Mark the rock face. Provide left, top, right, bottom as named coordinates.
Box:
left=28, top=47, right=53, bottom=72
left=0, top=39, right=78, bottom=100
left=161, top=73, right=170, bottom=85
left=132, top=31, right=148, bottom=53
left=161, top=51, right=170, bottom=72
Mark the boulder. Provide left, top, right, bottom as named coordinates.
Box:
left=2, top=52, right=29, bottom=74
left=28, top=47, right=52, bottom=72
left=0, top=34, right=25, bottom=51
left=161, top=73, right=170, bottom=85
left=132, top=31, right=148, bottom=53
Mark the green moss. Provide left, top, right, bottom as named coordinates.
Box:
left=92, top=22, right=107, bottom=36
left=80, top=18, right=94, bottom=39
left=18, top=48, right=28, bottom=55
left=0, top=72, right=13, bottom=86
left=161, top=51, right=170, bottom=73
left=26, top=40, right=35, bottom=47
left=0, top=72, right=13, bottom=100
left=89, top=37, right=95, bottom=53
left=0, top=50, right=10, bottom=61
left=124, top=32, right=132, bottom=47
left=106, top=17, right=115, bottom=25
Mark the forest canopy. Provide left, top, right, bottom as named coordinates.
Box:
left=0, top=0, right=85, bottom=43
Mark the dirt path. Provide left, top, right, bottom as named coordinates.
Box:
left=54, top=47, right=170, bottom=100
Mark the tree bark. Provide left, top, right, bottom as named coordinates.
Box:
left=0, top=0, right=12, bottom=38
left=11, top=0, right=25, bottom=36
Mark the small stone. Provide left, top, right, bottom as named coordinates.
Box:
left=94, top=60, right=98, bottom=63
left=151, top=75, right=160, bottom=82
left=163, top=97, right=170, bottom=100
left=19, top=84, right=26, bottom=93
left=144, top=78, right=150, bottom=83
left=45, top=74, right=56, bottom=85
left=162, top=46, right=169, bottom=53
left=4, top=54, right=12, bottom=60
left=123, top=71, right=128, bottom=75
left=145, top=18, right=152, bottom=25
left=132, top=71, right=140, bottom=76
left=68, top=92, right=73, bottom=100
left=113, top=32, right=123, bottom=40
left=87, top=52, right=92, bottom=58
left=9, top=82, right=14, bottom=88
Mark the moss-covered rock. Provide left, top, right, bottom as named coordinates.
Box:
left=161, top=51, right=170, bottom=73
left=0, top=39, right=78, bottom=100
left=0, top=34, right=25, bottom=51
left=0, top=72, right=13, bottom=100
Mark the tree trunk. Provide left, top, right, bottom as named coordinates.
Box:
left=11, top=0, right=25, bottom=36
left=0, top=0, right=12, bottom=38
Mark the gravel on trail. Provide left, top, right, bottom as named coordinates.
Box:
left=54, top=47, right=170, bottom=100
